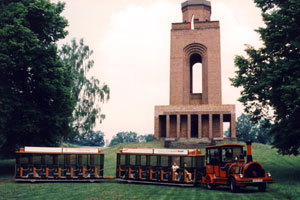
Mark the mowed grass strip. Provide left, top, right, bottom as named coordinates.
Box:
left=0, top=141, right=300, bottom=200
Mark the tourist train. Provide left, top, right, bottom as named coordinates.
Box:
left=15, top=141, right=274, bottom=192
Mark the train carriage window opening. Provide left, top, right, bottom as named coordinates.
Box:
left=150, top=156, right=157, bottom=166
left=65, top=154, right=71, bottom=166
left=120, top=154, right=126, bottom=165
left=130, top=155, right=136, bottom=166
left=184, top=157, right=192, bottom=168
left=161, top=156, right=168, bottom=167
left=41, top=155, right=46, bottom=166
left=70, top=155, right=76, bottom=168
left=28, top=154, right=33, bottom=165
left=136, top=155, right=141, bottom=166
left=100, top=154, right=104, bottom=167
left=195, top=156, right=205, bottom=169
left=85, top=155, right=90, bottom=168
left=157, top=156, right=161, bottom=167
left=16, top=155, right=21, bottom=165
left=33, top=154, right=41, bottom=169
left=207, top=148, right=220, bottom=165
left=58, top=155, right=64, bottom=168
left=125, top=155, right=130, bottom=165
left=20, top=154, right=28, bottom=169
left=45, top=155, right=52, bottom=168
left=141, top=155, right=147, bottom=166
left=172, top=156, right=180, bottom=167
left=77, top=155, right=83, bottom=167
left=90, top=155, right=95, bottom=166
left=146, top=155, right=150, bottom=166
left=53, top=155, right=59, bottom=166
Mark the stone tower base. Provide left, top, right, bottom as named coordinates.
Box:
left=154, top=104, right=236, bottom=141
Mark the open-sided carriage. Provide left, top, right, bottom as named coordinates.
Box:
left=116, top=148, right=205, bottom=186
left=15, top=146, right=104, bottom=182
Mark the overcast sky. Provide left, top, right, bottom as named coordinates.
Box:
left=51, top=0, right=265, bottom=141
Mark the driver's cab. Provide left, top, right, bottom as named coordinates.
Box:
left=205, top=144, right=244, bottom=177
left=221, top=146, right=244, bottom=166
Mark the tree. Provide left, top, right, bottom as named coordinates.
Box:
left=235, top=114, right=271, bottom=144
left=59, top=39, right=110, bottom=136
left=230, top=0, right=300, bottom=155
left=236, top=114, right=257, bottom=142
left=138, top=134, right=154, bottom=142
left=0, top=0, right=73, bottom=154
left=73, top=131, right=105, bottom=147
left=109, top=132, right=139, bottom=146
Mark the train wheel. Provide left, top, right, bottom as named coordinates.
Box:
left=206, top=176, right=215, bottom=190
left=230, top=178, right=239, bottom=193
left=258, top=183, right=266, bottom=192
left=207, top=183, right=215, bottom=190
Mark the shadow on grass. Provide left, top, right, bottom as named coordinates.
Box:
left=0, top=159, right=15, bottom=177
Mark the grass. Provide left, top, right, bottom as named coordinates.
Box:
left=0, top=141, right=300, bottom=200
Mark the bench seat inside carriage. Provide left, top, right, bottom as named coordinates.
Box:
left=15, top=147, right=104, bottom=181
left=116, top=148, right=205, bottom=184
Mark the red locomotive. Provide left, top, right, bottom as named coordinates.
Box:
left=203, top=141, right=274, bottom=192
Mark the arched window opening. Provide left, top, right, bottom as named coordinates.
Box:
left=192, top=63, right=202, bottom=93
left=190, top=53, right=202, bottom=94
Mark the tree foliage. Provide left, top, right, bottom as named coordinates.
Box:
left=231, top=0, right=300, bottom=155
left=59, top=39, right=110, bottom=135
left=0, top=0, right=73, bottom=154
left=235, top=114, right=272, bottom=144
left=138, top=134, right=154, bottom=143
left=109, top=132, right=139, bottom=146
left=73, top=131, right=105, bottom=147
left=109, top=132, right=154, bottom=146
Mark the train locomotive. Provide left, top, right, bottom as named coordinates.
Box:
left=203, top=141, right=274, bottom=192
left=15, top=141, right=274, bottom=192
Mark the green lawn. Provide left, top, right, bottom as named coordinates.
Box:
left=1, top=141, right=300, bottom=200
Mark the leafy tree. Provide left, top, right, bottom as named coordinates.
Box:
left=73, top=131, right=105, bottom=147
left=109, top=132, right=139, bottom=146
left=59, top=39, right=110, bottom=135
left=235, top=114, right=272, bottom=144
left=231, top=0, right=300, bottom=155
left=0, top=0, right=73, bottom=154
left=236, top=114, right=257, bottom=142
left=138, top=134, right=154, bottom=142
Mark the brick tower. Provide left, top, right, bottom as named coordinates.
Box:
left=154, top=0, right=236, bottom=141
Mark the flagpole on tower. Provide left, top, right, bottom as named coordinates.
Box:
left=190, top=14, right=195, bottom=30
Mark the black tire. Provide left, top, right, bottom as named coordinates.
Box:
left=207, top=183, right=215, bottom=190
left=230, top=178, right=239, bottom=193
left=258, top=183, right=267, bottom=192
left=206, top=176, right=215, bottom=190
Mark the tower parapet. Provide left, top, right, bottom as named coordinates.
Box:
left=182, top=0, right=211, bottom=22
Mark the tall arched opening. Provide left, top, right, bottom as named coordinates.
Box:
left=190, top=53, right=203, bottom=94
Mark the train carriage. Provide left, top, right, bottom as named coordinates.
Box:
left=116, top=148, right=205, bottom=186
left=15, top=146, right=104, bottom=182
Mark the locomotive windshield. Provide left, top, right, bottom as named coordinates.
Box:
left=221, top=146, right=243, bottom=164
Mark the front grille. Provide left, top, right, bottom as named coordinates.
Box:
left=244, top=163, right=265, bottom=178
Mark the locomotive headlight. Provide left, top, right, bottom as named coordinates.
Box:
left=239, top=174, right=243, bottom=178
left=267, top=171, right=272, bottom=177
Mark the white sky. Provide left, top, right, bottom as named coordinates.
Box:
left=51, top=0, right=264, bottom=141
